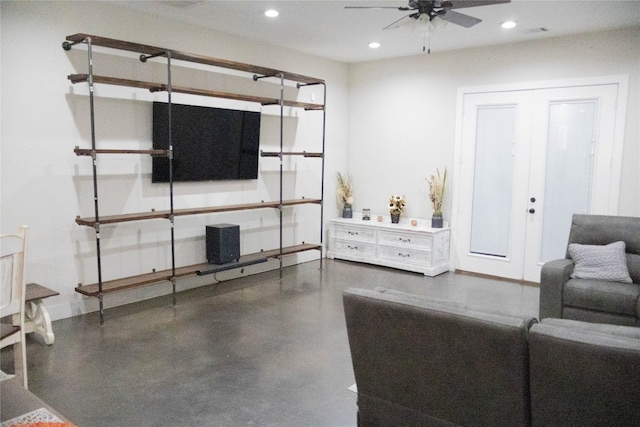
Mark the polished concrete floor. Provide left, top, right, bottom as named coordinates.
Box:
left=3, top=259, right=539, bottom=427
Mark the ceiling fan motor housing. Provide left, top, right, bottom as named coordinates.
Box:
left=408, top=0, right=453, bottom=20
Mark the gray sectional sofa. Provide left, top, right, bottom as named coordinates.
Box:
left=343, top=287, right=640, bottom=427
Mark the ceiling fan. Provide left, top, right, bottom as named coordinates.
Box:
left=346, top=0, right=511, bottom=30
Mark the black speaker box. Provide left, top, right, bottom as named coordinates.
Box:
left=206, top=224, right=240, bottom=265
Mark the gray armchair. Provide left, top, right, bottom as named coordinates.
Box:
left=539, top=214, right=640, bottom=326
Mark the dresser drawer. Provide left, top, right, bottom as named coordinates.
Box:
left=377, top=245, right=432, bottom=266
left=378, top=230, right=432, bottom=250
left=331, top=239, right=377, bottom=258
left=333, top=225, right=376, bottom=242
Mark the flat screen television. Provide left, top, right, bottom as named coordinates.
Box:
left=152, top=102, right=261, bottom=182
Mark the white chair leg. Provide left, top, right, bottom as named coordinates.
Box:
left=13, top=333, right=28, bottom=389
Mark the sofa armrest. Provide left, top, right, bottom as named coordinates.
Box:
left=539, top=258, right=574, bottom=320
left=529, top=320, right=640, bottom=426
left=541, top=318, right=640, bottom=339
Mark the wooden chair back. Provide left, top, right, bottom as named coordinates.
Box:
left=1, top=225, right=29, bottom=388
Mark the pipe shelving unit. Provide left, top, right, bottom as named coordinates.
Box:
left=63, top=34, right=325, bottom=325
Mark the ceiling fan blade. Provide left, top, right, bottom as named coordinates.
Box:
left=446, top=0, right=510, bottom=10
left=345, top=6, right=413, bottom=10
left=383, top=13, right=418, bottom=30
left=439, top=10, right=481, bottom=27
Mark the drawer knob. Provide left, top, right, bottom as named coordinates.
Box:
left=348, top=245, right=358, bottom=250
left=398, top=253, right=410, bottom=258
left=348, top=231, right=359, bottom=235
left=399, top=237, right=411, bottom=242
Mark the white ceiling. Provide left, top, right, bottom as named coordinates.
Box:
left=114, top=0, right=640, bottom=63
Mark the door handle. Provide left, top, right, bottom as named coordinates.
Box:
left=529, top=208, right=535, bottom=214
left=530, top=197, right=536, bottom=203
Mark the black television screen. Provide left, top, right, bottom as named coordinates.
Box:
left=152, top=102, right=261, bottom=182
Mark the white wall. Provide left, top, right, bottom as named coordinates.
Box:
left=347, top=27, right=640, bottom=221
left=0, top=1, right=349, bottom=320
left=2, top=1, right=638, bottom=321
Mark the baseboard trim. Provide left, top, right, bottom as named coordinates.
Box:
left=454, top=269, right=539, bottom=288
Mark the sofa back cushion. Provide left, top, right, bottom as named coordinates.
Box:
left=567, top=214, right=640, bottom=284
left=343, top=287, right=537, bottom=427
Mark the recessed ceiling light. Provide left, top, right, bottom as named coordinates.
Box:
left=369, top=42, right=381, bottom=49
left=265, top=9, right=279, bottom=18
left=502, top=21, right=516, bottom=29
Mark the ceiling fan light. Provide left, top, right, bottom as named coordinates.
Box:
left=265, top=9, right=279, bottom=18
left=431, top=16, right=448, bottom=31
left=414, top=13, right=432, bottom=33
left=417, top=13, right=430, bottom=24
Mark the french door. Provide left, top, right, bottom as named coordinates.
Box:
left=453, top=80, right=625, bottom=282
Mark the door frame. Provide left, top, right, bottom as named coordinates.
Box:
left=450, top=75, right=629, bottom=278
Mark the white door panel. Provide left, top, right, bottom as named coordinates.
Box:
left=457, top=91, right=533, bottom=279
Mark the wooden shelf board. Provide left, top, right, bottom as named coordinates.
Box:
left=74, top=243, right=322, bottom=297
left=74, top=147, right=170, bottom=156
left=68, top=74, right=324, bottom=110
left=284, top=101, right=324, bottom=110
left=65, top=34, right=324, bottom=85
left=261, top=151, right=323, bottom=158
left=75, top=198, right=322, bottom=226
left=261, top=243, right=323, bottom=258
left=68, top=74, right=162, bottom=91
left=76, top=211, right=169, bottom=226
left=161, top=85, right=279, bottom=105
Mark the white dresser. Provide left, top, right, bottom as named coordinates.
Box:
left=327, top=217, right=450, bottom=276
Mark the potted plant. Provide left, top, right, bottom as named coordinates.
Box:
left=388, top=195, right=406, bottom=223
left=428, top=168, right=447, bottom=228
left=337, top=172, right=353, bottom=218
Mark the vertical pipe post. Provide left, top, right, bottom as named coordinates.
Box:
left=167, top=51, right=177, bottom=306
left=278, top=73, right=284, bottom=279
left=319, top=83, right=327, bottom=269
left=86, top=37, right=105, bottom=326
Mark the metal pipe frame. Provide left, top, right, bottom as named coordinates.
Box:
left=83, top=37, right=107, bottom=326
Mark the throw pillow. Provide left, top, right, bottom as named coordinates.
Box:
left=568, top=241, right=632, bottom=283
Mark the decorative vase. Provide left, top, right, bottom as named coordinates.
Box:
left=391, top=213, right=400, bottom=224
left=342, top=205, right=353, bottom=218
left=431, top=214, right=443, bottom=228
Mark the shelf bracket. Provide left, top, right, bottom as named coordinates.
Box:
left=62, top=38, right=87, bottom=51
left=139, top=52, right=167, bottom=63
left=296, top=82, right=323, bottom=89
left=260, top=150, right=282, bottom=159
left=252, top=74, right=279, bottom=81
